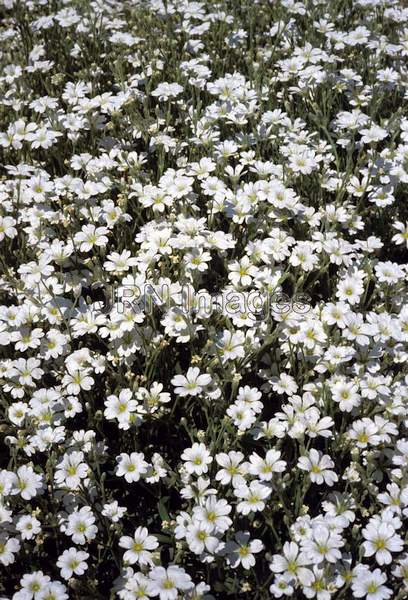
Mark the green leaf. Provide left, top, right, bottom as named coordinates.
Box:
left=157, top=496, right=170, bottom=522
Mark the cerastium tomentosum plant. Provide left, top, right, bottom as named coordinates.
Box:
left=0, top=0, right=407, bottom=598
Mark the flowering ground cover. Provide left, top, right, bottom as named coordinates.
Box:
left=0, top=0, right=408, bottom=598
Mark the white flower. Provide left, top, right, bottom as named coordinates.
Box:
left=37, top=581, right=68, bottom=599
left=54, top=451, right=88, bottom=490
left=12, top=465, right=43, bottom=500
left=247, top=449, right=286, bottom=480
left=375, top=261, right=405, bottom=285
left=302, top=566, right=330, bottom=600
left=20, top=570, right=51, bottom=597
left=270, top=541, right=313, bottom=586
left=0, top=535, right=20, bottom=566
left=101, top=501, right=127, bottom=523
left=185, top=522, right=220, bottom=555
left=331, top=379, right=361, bottom=412
left=360, top=124, right=388, bottom=144
left=391, top=220, right=408, bottom=248
left=297, top=449, right=338, bottom=486
left=237, top=385, right=263, bottom=413
left=8, top=357, right=43, bottom=387
left=57, top=547, right=89, bottom=579
left=148, top=565, right=193, bottom=600
left=269, top=573, right=295, bottom=598
left=362, top=521, right=403, bottom=565
left=215, top=451, right=246, bottom=487
left=104, top=388, right=138, bottom=429
left=26, top=126, right=62, bottom=148
left=225, top=531, right=264, bottom=569
left=0, top=216, right=17, bottom=241
left=352, top=567, right=392, bottom=600
left=192, top=496, right=232, bottom=533
left=116, top=452, right=149, bottom=483
left=290, top=241, right=319, bottom=272
left=235, top=481, right=271, bottom=515
left=301, top=525, right=343, bottom=564
left=171, top=367, right=211, bottom=397
left=151, top=82, right=184, bottom=101
left=137, top=382, right=171, bottom=413
left=74, top=224, right=109, bottom=252
left=336, top=275, right=364, bottom=305
left=184, top=249, right=212, bottom=272
left=228, top=256, right=258, bottom=287
left=226, top=401, right=257, bottom=431
left=104, top=249, right=138, bottom=272
left=65, top=507, right=97, bottom=545
left=16, top=515, right=41, bottom=540
left=62, top=366, right=94, bottom=395
left=181, top=443, right=213, bottom=476
left=215, top=329, right=245, bottom=362
left=348, top=419, right=381, bottom=448
left=119, top=527, right=158, bottom=565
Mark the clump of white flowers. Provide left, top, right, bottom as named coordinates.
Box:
left=0, top=0, right=407, bottom=598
